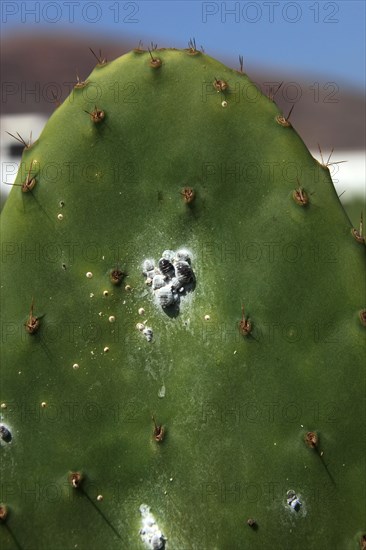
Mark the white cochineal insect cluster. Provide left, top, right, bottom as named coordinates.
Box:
left=139, top=504, right=166, bottom=549
left=0, top=424, right=12, bottom=443
left=286, top=489, right=302, bottom=512
left=142, top=249, right=195, bottom=311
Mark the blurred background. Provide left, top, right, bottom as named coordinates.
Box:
left=1, top=0, right=365, bottom=223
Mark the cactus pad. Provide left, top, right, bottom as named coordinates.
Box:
left=0, top=48, right=365, bottom=549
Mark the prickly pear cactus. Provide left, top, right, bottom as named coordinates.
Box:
left=1, top=47, right=365, bottom=550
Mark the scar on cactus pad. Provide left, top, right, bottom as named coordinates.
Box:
left=0, top=45, right=365, bottom=549
left=293, top=182, right=309, bottom=206
left=239, top=305, right=252, bottom=336
left=213, top=77, right=229, bottom=92
left=0, top=505, right=8, bottom=523
left=21, top=160, right=36, bottom=193
left=74, top=71, right=89, bottom=90
left=84, top=105, right=105, bottom=123
left=352, top=213, right=365, bottom=244
left=24, top=298, right=40, bottom=334
left=276, top=103, right=295, bottom=127
left=152, top=415, right=165, bottom=443
left=89, top=47, right=107, bottom=66
left=359, top=309, right=366, bottom=326
left=69, top=471, right=83, bottom=489
left=180, top=186, right=195, bottom=204
left=110, top=267, right=125, bottom=285
left=247, top=518, right=257, bottom=529
left=148, top=48, right=162, bottom=68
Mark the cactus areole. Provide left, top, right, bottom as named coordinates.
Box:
left=0, top=48, right=365, bottom=549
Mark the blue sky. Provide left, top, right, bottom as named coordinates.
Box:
left=1, top=0, right=365, bottom=89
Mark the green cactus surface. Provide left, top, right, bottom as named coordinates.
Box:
left=0, top=47, right=365, bottom=550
